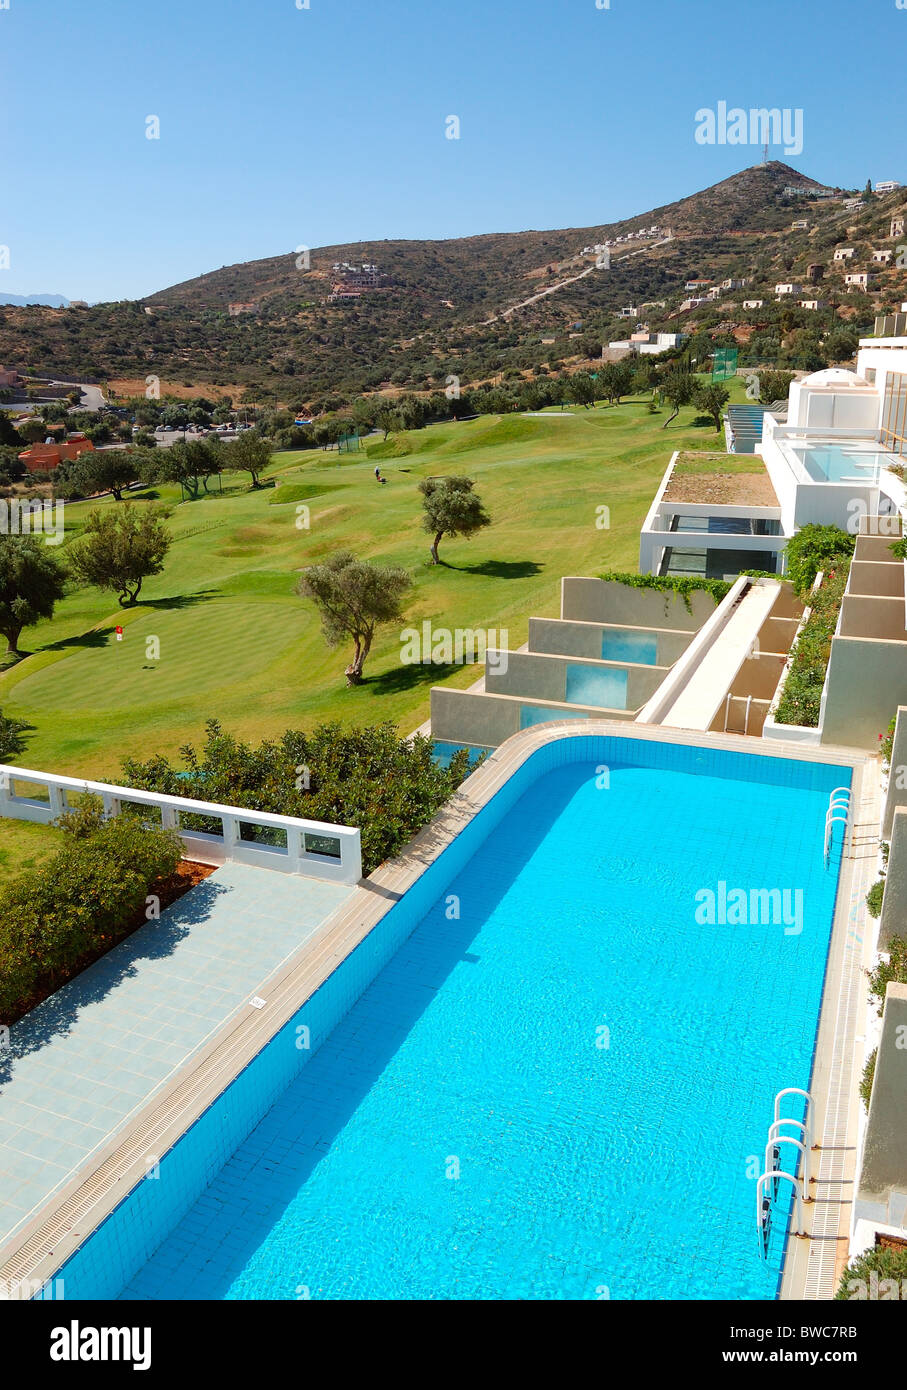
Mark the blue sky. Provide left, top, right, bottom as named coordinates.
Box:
left=2, top=0, right=904, bottom=302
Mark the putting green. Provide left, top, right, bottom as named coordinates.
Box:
left=9, top=600, right=305, bottom=713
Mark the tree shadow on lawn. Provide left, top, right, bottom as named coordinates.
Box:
left=41, top=627, right=121, bottom=655
left=140, top=590, right=220, bottom=611
left=365, top=661, right=461, bottom=695
left=440, top=558, right=544, bottom=580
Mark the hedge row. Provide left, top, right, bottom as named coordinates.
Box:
left=599, top=570, right=732, bottom=611
left=0, top=802, right=182, bottom=1023
left=773, top=566, right=849, bottom=727
left=121, top=720, right=474, bottom=876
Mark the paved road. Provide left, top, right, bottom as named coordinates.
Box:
left=40, top=380, right=107, bottom=412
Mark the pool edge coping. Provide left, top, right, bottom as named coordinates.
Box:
left=0, top=719, right=872, bottom=1300
left=779, top=753, right=880, bottom=1301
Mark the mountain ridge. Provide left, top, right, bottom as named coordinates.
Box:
left=0, top=162, right=902, bottom=401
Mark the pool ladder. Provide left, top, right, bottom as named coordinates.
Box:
left=824, top=787, right=852, bottom=868
left=756, top=1088, right=814, bottom=1262
left=722, top=692, right=754, bottom=736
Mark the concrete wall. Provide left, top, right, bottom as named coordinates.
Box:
left=879, top=807, right=907, bottom=948
left=793, top=480, right=883, bottom=532
left=882, top=706, right=907, bottom=839
left=839, top=596, right=907, bottom=641
left=849, top=561, right=905, bottom=599
left=483, top=649, right=666, bottom=710
left=709, top=698, right=771, bottom=736
left=560, top=577, right=715, bottom=630
left=788, top=380, right=880, bottom=430
left=429, top=687, right=635, bottom=748
left=858, top=983, right=907, bottom=1216
left=822, top=638, right=907, bottom=748
left=528, top=617, right=691, bottom=667
left=855, top=534, right=904, bottom=564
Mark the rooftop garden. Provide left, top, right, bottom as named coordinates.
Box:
left=671, top=451, right=765, bottom=476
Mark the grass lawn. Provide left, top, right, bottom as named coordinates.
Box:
left=0, top=819, right=62, bottom=892
left=0, top=389, right=736, bottom=780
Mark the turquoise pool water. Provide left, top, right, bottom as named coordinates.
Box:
left=600, top=629, right=658, bottom=665
left=114, top=744, right=845, bottom=1301
left=565, top=663, right=629, bottom=709
left=794, top=443, right=890, bottom=483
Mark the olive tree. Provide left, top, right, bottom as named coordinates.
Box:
left=0, top=535, right=67, bottom=655
left=68, top=504, right=171, bottom=607
left=225, top=430, right=272, bottom=487
left=692, top=381, right=730, bottom=432
left=661, top=372, right=695, bottom=428
left=419, top=475, right=490, bottom=564
left=298, top=550, right=412, bottom=685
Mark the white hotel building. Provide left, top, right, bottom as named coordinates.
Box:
left=639, top=336, right=907, bottom=582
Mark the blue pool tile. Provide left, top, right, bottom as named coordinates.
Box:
left=61, top=739, right=852, bottom=1304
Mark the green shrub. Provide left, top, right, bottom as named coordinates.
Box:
left=867, top=880, right=885, bottom=918
left=860, top=1048, right=877, bottom=1110
left=881, top=716, right=897, bottom=767
left=836, top=1243, right=907, bottom=1299
left=121, top=719, right=473, bottom=876
left=867, top=934, right=907, bottom=1016
left=0, top=708, right=28, bottom=760
left=774, top=567, right=849, bottom=727
left=783, top=524, right=855, bottom=600
left=0, top=800, right=182, bottom=1023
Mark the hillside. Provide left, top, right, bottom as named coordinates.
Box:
left=0, top=162, right=903, bottom=402
left=147, top=162, right=826, bottom=314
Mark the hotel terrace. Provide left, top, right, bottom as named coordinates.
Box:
left=5, top=341, right=907, bottom=1306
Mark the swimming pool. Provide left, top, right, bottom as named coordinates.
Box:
left=791, top=442, right=892, bottom=483
left=59, top=736, right=847, bottom=1301
left=600, top=629, right=659, bottom=666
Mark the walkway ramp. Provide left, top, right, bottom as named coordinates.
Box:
left=638, top=578, right=783, bottom=732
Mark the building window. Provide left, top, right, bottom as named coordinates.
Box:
left=881, top=372, right=907, bottom=455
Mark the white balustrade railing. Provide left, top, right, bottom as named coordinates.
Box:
left=0, top=765, right=362, bottom=886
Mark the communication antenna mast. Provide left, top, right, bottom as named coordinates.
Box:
left=762, top=142, right=769, bottom=166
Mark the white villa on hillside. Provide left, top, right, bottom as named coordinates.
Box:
left=846, top=271, right=879, bottom=291
left=639, top=336, right=907, bottom=581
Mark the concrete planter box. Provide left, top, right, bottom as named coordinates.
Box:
left=762, top=571, right=825, bottom=745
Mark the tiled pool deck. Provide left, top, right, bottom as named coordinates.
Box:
left=0, top=863, right=353, bottom=1250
